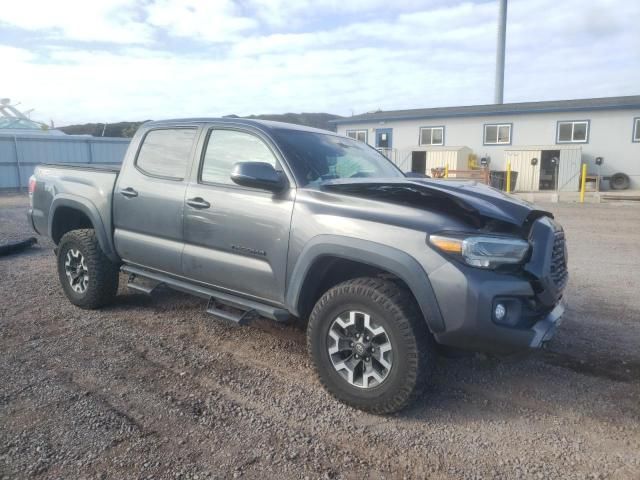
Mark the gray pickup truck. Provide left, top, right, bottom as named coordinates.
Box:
left=29, top=118, right=567, bottom=413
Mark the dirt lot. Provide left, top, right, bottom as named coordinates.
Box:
left=1, top=194, right=639, bottom=480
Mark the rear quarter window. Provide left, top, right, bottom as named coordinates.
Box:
left=136, top=128, right=197, bottom=179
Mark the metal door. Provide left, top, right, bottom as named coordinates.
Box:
left=504, top=150, right=541, bottom=192
left=540, top=150, right=560, bottom=190
left=557, top=147, right=582, bottom=191
left=375, top=128, right=393, bottom=149
left=411, top=151, right=426, bottom=173
left=181, top=126, right=295, bottom=304
left=113, top=127, right=199, bottom=275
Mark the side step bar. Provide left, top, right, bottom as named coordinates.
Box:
left=126, top=275, right=162, bottom=295
left=122, top=265, right=290, bottom=324
left=206, top=298, right=256, bottom=326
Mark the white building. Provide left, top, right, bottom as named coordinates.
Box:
left=332, top=96, right=640, bottom=191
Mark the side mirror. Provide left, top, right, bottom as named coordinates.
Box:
left=230, top=162, right=287, bottom=192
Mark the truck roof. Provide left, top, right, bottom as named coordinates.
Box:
left=144, top=118, right=337, bottom=136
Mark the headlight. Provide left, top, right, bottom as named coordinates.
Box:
left=429, top=233, right=530, bottom=269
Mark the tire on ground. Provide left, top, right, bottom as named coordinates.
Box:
left=609, top=172, right=630, bottom=190
left=307, top=276, right=436, bottom=414
left=57, top=229, right=119, bottom=309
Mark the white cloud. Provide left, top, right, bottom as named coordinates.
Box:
left=0, top=0, right=638, bottom=124
left=244, top=0, right=439, bottom=28
left=0, top=0, right=153, bottom=43
left=145, top=0, right=258, bottom=43
left=0, top=45, right=35, bottom=63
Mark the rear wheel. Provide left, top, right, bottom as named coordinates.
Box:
left=307, top=277, right=436, bottom=414
left=57, top=229, right=119, bottom=309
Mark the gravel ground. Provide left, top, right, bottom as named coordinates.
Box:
left=1, top=193, right=639, bottom=480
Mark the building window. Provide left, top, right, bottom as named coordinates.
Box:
left=634, top=118, right=640, bottom=142
left=484, top=123, right=511, bottom=145
left=419, top=126, right=444, bottom=146
left=346, top=129, right=368, bottom=143
left=557, top=120, right=589, bottom=143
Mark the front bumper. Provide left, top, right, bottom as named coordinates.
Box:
left=429, top=216, right=567, bottom=354
left=529, top=302, right=564, bottom=348
left=429, top=262, right=565, bottom=354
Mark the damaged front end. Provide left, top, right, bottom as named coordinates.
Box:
left=321, top=177, right=551, bottom=234
left=321, top=178, right=568, bottom=353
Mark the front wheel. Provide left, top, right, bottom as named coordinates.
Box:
left=307, top=277, right=436, bottom=414
left=57, top=229, right=119, bottom=309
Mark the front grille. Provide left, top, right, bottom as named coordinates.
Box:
left=550, top=230, right=568, bottom=290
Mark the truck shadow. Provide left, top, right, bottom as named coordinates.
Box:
left=104, top=285, right=640, bottom=426
left=540, top=349, right=640, bottom=383
left=402, top=338, right=640, bottom=424
left=0, top=243, right=51, bottom=261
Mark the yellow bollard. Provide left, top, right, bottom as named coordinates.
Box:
left=580, top=163, right=587, bottom=203
left=444, top=164, right=449, bottom=178
left=506, top=160, right=511, bottom=193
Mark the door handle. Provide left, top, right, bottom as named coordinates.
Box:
left=120, top=187, right=138, bottom=198
left=186, top=197, right=211, bottom=209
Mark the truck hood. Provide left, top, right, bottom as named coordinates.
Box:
left=320, top=178, right=551, bottom=227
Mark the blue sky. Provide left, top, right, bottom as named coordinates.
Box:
left=0, top=0, right=638, bottom=125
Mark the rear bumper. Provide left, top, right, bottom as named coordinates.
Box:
left=27, top=208, right=39, bottom=234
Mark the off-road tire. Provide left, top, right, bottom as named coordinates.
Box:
left=307, top=277, right=436, bottom=414
left=57, top=229, right=119, bottom=309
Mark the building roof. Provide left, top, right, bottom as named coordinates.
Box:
left=331, top=95, right=640, bottom=125
left=0, top=98, right=66, bottom=135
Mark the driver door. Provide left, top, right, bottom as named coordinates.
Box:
left=182, top=126, right=295, bottom=304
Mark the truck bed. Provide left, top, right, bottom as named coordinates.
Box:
left=40, top=163, right=122, bottom=173
left=30, top=163, right=120, bottom=258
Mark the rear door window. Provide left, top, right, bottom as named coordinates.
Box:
left=136, top=128, right=197, bottom=180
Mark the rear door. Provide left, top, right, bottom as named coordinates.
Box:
left=375, top=128, right=393, bottom=149
left=113, top=126, right=199, bottom=275
left=182, top=125, right=295, bottom=304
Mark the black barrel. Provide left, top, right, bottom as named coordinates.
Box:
left=490, top=171, right=518, bottom=191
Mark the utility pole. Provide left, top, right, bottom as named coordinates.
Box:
left=494, top=0, right=508, bottom=104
